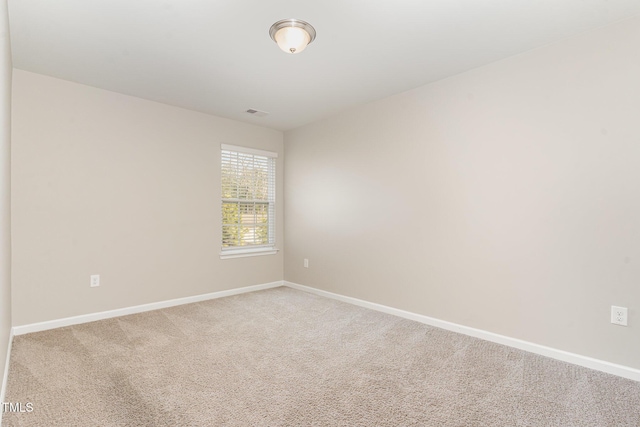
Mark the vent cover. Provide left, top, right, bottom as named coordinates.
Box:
left=245, top=109, right=269, bottom=117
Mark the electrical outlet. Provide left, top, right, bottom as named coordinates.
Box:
left=90, top=274, right=100, bottom=287
left=304, top=258, right=309, bottom=268
left=611, top=306, right=628, bottom=326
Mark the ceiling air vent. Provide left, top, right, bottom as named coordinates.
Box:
left=246, top=109, right=269, bottom=117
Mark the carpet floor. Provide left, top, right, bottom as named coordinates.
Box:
left=3, top=287, right=639, bottom=426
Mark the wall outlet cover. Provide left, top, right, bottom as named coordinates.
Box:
left=611, top=306, right=628, bottom=326
left=90, top=274, right=100, bottom=287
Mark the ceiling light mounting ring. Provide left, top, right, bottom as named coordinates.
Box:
left=269, top=19, right=316, bottom=54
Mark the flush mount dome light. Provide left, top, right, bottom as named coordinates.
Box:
left=269, top=19, right=316, bottom=54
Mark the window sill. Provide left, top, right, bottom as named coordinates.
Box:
left=220, top=247, right=279, bottom=260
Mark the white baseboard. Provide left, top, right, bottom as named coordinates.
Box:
left=10, top=279, right=639, bottom=382
left=12, top=281, right=283, bottom=336
left=0, top=326, right=14, bottom=426
left=284, top=281, right=640, bottom=382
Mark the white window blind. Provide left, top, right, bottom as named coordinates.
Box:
left=221, top=144, right=276, bottom=252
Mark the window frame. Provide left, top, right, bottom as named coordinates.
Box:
left=220, top=144, right=278, bottom=259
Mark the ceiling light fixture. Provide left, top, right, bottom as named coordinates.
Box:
left=269, top=19, right=316, bottom=54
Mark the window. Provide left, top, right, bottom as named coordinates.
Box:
left=220, top=144, right=277, bottom=259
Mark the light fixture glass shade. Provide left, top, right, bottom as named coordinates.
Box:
left=274, top=27, right=310, bottom=54
left=269, top=19, right=316, bottom=54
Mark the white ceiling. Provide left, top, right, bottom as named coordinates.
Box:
left=8, top=0, right=640, bottom=131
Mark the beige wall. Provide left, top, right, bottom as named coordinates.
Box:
left=0, top=0, right=11, bottom=386
left=12, top=70, right=284, bottom=326
left=284, top=16, right=640, bottom=369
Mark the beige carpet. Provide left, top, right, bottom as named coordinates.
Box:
left=3, top=287, right=639, bottom=426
